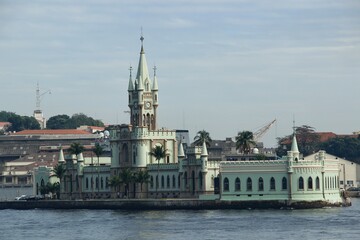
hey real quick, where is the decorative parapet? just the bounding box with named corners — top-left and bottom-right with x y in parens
top-left (186, 146), bottom-right (202, 155)
top-left (147, 163), bottom-right (179, 171)
top-left (83, 165), bottom-right (111, 173)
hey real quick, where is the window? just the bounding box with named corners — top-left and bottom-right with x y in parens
top-left (270, 177), bottom-right (276, 190)
top-left (161, 176), bottom-right (165, 188)
top-left (172, 175), bottom-right (176, 188)
top-left (86, 178), bottom-right (89, 189)
top-left (235, 178), bottom-right (241, 191)
top-left (167, 175), bottom-right (170, 188)
top-left (106, 177), bottom-right (109, 188)
top-left (156, 176), bottom-right (159, 189)
top-left (167, 156), bottom-right (170, 163)
top-left (199, 172), bottom-right (203, 189)
top-left (178, 174), bottom-right (181, 188)
top-left (316, 177), bottom-right (320, 190)
top-left (282, 177), bottom-right (287, 190)
top-left (96, 177), bottom-right (99, 189)
top-left (258, 177), bottom-right (264, 191)
top-left (184, 172), bottom-right (188, 187)
top-left (308, 177), bottom-right (313, 190)
top-left (223, 178), bottom-right (229, 192)
top-left (299, 177), bottom-right (304, 190)
top-left (101, 177), bottom-right (104, 189)
top-left (150, 176), bottom-right (154, 188)
top-left (247, 177), bottom-right (252, 191)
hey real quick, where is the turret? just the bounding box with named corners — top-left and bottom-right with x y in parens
top-left (152, 66), bottom-right (159, 105)
top-left (77, 152), bottom-right (84, 176)
top-left (290, 134), bottom-right (300, 161)
top-left (201, 141), bottom-right (208, 172)
top-left (58, 147), bottom-right (65, 164)
top-left (178, 143), bottom-right (185, 173)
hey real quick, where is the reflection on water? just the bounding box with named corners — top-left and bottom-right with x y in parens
top-left (1, 198), bottom-right (359, 240)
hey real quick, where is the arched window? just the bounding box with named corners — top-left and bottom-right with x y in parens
top-left (308, 177), bottom-right (313, 190)
top-left (270, 177), bottom-right (276, 190)
top-left (199, 172), bottom-right (203, 189)
top-left (282, 177), bottom-right (287, 190)
top-left (184, 171), bottom-right (188, 187)
top-left (172, 175), bottom-right (176, 188)
top-left (235, 177), bottom-right (241, 191)
top-left (299, 177), bottom-right (304, 190)
top-left (247, 177), bottom-right (252, 191)
top-left (150, 176), bottom-right (154, 188)
top-left (167, 175), bottom-right (170, 188)
top-left (161, 176), bottom-right (165, 188)
top-left (258, 177), bottom-right (264, 191)
top-left (316, 177), bottom-right (320, 190)
top-left (223, 177), bottom-right (229, 192)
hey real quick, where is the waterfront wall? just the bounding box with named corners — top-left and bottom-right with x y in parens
top-left (0, 198), bottom-right (347, 210)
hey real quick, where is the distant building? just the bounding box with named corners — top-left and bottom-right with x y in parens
top-left (0, 129), bottom-right (102, 200)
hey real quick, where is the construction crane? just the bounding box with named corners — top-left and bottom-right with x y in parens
top-left (253, 119), bottom-right (276, 142)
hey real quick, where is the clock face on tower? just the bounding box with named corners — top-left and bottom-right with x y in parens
top-left (145, 101), bottom-right (151, 109)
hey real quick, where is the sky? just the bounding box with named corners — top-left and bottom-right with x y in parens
top-left (0, 0), bottom-right (359, 147)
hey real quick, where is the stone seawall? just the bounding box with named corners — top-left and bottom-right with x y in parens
top-left (0, 199), bottom-right (347, 210)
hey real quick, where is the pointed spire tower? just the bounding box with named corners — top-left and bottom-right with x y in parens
top-left (128, 34), bottom-right (158, 130)
top-left (290, 122), bottom-right (300, 161)
top-left (58, 147), bottom-right (65, 164)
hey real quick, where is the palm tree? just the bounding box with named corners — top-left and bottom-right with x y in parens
top-left (68, 142), bottom-right (84, 157)
top-left (108, 175), bottom-right (122, 198)
top-left (235, 131), bottom-right (256, 154)
top-left (119, 168), bottom-right (134, 198)
top-left (92, 143), bottom-right (103, 195)
top-left (193, 130), bottom-right (212, 147)
top-left (149, 145), bottom-right (166, 198)
top-left (134, 170), bottom-right (150, 198)
top-left (50, 163), bottom-right (66, 199)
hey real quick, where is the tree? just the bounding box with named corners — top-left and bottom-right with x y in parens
top-left (108, 175), bottom-right (122, 197)
top-left (50, 163), bottom-right (67, 199)
top-left (92, 143), bottom-right (103, 195)
top-left (68, 113), bottom-right (104, 129)
top-left (46, 114), bottom-right (70, 129)
top-left (235, 131), bottom-right (256, 154)
top-left (46, 113), bottom-right (104, 129)
top-left (0, 111), bottom-right (41, 132)
top-left (68, 142), bottom-right (84, 156)
top-left (321, 137), bottom-right (360, 163)
top-left (276, 125), bottom-right (320, 157)
top-left (193, 130), bottom-right (212, 147)
top-left (119, 168), bottom-right (135, 198)
top-left (40, 182), bottom-right (60, 199)
top-left (134, 170), bottom-right (150, 198)
top-left (92, 143), bottom-right (103, 163)
top-left (149, 145), bottom-right (166, 197)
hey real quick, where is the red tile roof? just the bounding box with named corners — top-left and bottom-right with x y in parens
top-left (0, 122), bottom-right (11, 127)
top-left (12, 129), bottom-right (91, 135)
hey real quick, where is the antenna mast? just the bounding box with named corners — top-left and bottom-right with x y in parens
top-left (36, 82), bottom-right (51, 110)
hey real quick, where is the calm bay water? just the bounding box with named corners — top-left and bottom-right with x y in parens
top-left (1, 199), bottom-right (360, 240)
